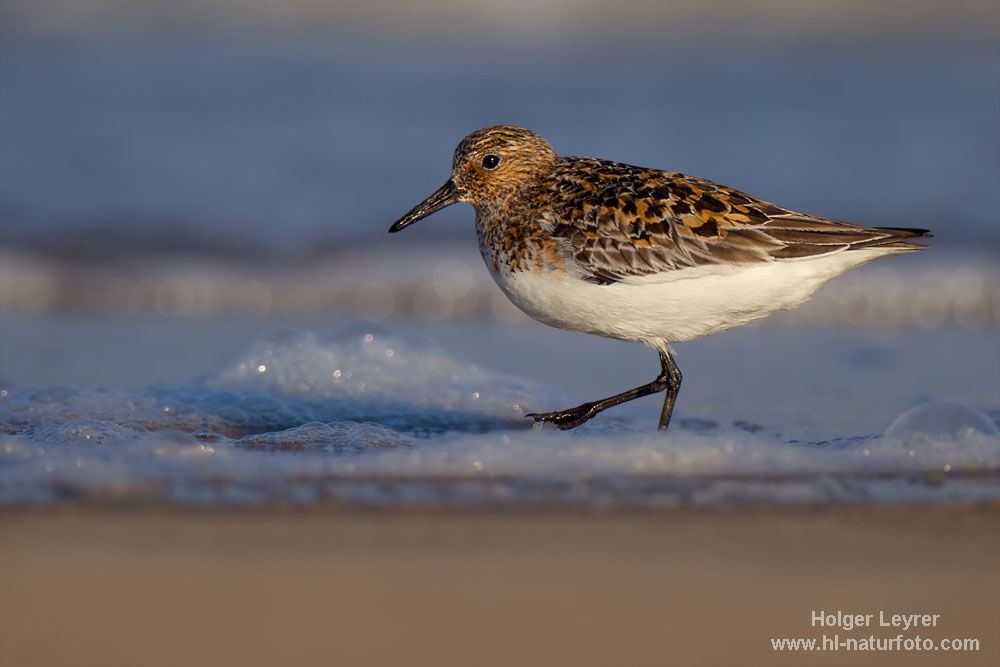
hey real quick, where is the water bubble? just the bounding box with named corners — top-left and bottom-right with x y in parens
top-left (884, 401), bottom-right (1000, 440)
top-left (31, 419), bottom-right (150, 445)
top-left (235, 421), bottom-right (411, 453)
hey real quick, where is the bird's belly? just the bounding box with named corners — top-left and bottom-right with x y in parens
top-left (491, 251), bottom-right (882, 345)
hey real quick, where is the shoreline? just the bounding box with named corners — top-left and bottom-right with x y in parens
top-left (3, 504), bottom-right (998, 666)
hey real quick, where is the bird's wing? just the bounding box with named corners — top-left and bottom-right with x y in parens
top-left (539, 157), bottom-right (929, 284)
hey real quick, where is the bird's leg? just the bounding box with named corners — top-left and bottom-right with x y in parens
top-left (527, 349), bottom-right (682, 430)
top-left (656, 348), bottom-right (682, 429)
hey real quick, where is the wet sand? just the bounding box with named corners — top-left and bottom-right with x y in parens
top-left (1, 505), bottom-right (998, 667)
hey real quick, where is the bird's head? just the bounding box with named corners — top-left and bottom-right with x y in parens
top-left (389, 125), bottom-right (558, 232)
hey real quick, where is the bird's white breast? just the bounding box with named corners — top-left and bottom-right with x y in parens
top-left (487, 249), bottom-right (892, 347)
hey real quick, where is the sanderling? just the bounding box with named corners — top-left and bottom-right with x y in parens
top-left (390, 125), bottom-right (929, 430)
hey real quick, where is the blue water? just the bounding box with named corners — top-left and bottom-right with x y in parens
top-left (1, 9), bottom-right (997, 257)
top-left (1, 7), bottom-right (998, 508)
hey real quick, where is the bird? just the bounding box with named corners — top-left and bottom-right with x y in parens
top-left (389, 125), bottom-right (929, 430)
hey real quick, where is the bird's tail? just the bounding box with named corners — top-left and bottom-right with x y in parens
top-left (862, 227), bottom-right (931, 252)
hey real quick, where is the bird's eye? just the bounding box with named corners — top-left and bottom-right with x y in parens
top-left (481, 154), bottom-right (501, 170)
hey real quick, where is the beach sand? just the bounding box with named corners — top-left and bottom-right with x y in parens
top-left (2, 505), bottom-right (997, 667)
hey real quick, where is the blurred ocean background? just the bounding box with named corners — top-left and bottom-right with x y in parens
top-left (0, 1), bottom-right (998, 507)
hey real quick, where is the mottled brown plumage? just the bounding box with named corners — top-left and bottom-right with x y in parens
top-left (434, 126), bottom-right (928, 284)
top-left (540, 157), bottom-right (927, 283)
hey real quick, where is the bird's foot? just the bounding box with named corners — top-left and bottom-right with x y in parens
top-left (525, 402), bottom-right (598, 430)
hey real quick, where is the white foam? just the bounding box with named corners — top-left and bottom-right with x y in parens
top-left (1, 324), bottom-right (997, 507)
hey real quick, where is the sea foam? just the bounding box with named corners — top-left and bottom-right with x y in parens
top-left (1, 324), bottom-right (997, 507)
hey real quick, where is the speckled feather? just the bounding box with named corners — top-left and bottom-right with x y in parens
top-left (452, 127), bottom-right (928, 284)
top-left (538, 158), bottom-right (927, 284)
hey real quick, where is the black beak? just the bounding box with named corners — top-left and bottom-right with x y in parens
top-left (388, 180), bottom-right (460, 233)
